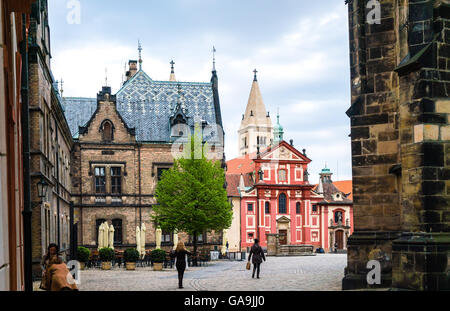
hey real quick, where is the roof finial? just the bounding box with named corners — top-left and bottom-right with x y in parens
top-left (138, 40), bottom-right (143, 70)
top-left (170, 60), bottom-right (175, 73)
top-left (105, 68), bottom-right (108, 86)
top-left (253, 69), bottom-right (258, 82)
top-left (60, 78), bottom-right (64, 98)
top-left (169, 60), bottom-right (177, 81)
top-left (212, 46), bottom-right (216, 71)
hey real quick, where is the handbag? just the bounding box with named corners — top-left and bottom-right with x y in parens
top-left (246, 261), bottom-right (251, 270)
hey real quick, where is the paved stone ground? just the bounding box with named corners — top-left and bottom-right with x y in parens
top-left (68, 254), bottom-right (346, 291)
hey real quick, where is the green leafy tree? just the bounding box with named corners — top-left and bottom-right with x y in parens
top-left (152, 125), bottom-right (232, 265)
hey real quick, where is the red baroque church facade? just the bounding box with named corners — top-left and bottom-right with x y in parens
top-left (226, 71), bottom-right (353, 253)
top-left (228, 141), bottom-right (354, 252)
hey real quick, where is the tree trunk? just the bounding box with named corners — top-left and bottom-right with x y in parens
top-left (193, 231), bottom-right (198, 267)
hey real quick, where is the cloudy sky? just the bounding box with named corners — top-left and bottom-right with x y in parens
top-left (48, 0), bottom-right (351, 184)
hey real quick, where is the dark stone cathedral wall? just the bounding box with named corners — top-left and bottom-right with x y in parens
top-left (343, 0), bottom-right (450, 290)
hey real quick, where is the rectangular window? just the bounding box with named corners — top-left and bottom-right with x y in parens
top-left (94, 167), bottom-right (106, 194)
top-left (162, 230), bottom-right (172, 243)
top-left (279, 169), bottom-right (287, 182)
top-left (111, 167), bottom-right (122, 194)
top-left (247, 203), bottom-right (253, 212)
top-left (112, 219), bottom-right (122, 245)
top-left (157, 168), bottom-right (169, 182)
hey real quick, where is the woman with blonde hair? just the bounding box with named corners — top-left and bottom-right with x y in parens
top-left (170, 241), bottom-right (192, 289)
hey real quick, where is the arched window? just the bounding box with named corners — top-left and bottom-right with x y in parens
top-left (334, 211), bottom-right (343, 224)
top-left (279, 194), bottom-right (287, 214)
top-left (101, 120), bottom-right (113, 142)
top-left (265, 202), bottom-right (270, 214)
top-left (112, 219), bottom-right (122, 245)
top-left (296, 202), bottom-right (301, 214)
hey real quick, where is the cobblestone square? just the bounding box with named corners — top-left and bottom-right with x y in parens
top-left (74, 254), bottom-right (346, 291)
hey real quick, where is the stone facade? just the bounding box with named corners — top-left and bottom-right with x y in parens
top-left (27, 0), bottom-right (73, 278)
top-left (71, 86), bottom-right (223, 252)
top-left (343, 0), bottom-right (450, 290)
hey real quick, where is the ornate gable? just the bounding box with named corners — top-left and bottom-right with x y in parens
top-left (260, 141), bottom-right (311, 163)
top-left (78, 87), bottom-right (136, 144)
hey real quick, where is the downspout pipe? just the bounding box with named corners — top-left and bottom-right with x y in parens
top-left (20, 13), bottom-right (32, 292)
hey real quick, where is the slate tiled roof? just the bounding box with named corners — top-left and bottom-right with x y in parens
top-left (63, 70), bottom-right (217, 142)
top-left (62, 97), bottom-right (97, 139)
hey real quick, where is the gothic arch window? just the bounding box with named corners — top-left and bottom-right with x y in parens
top-left (279, 193), bottom-right (287, 214)
top-left (101, 120), bottom-right (114, 142)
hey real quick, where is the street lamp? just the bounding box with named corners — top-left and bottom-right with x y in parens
top-left (37, 177), bottom-right (49, 204)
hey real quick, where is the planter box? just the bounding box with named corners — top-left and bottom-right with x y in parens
top-left (153, 262), bottom-right (163, 271)
top-left (102, 261), bottom-right (112, 270)
top-left (126, 262), bottom-right (136, 270)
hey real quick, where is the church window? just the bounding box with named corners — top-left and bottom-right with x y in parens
top-left (296, 202), bottom-right (301, 214)
top-left (247, 203), bottom-right (253, 212)
top-left (279, 194), bottom-right (287, 214)
top-left (312, 204), bottom-right (318, 213)
top-left (111, 167), bottom-right (122, 194)
top-left (265, 202), bottom-right (270, 214)
top-left (278, 169), bottom-right (287, 182)
top-left (102, 120), bottom-right (113, 142)
top-left (112, 219), bottom-right (123, 245)
top-left (94, 167), bottom-right (106, 194)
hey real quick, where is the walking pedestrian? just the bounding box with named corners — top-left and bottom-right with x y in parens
top-left (170, 241), bottom-right (192, 289)
top-left (248, 239), bottom-right (265, 279)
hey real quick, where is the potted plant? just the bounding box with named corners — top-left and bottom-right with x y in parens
top-left (77, 246), bottom-right (91, 270)
top-left (124, 248), bottom-right (140, 270)
top-left (99, 247), bottom-right (115, 270)
top-left (151, 249), bottom-right (166, 271)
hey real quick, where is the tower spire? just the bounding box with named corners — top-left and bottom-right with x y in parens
top-left (138, 40), bottom-right (143, 70)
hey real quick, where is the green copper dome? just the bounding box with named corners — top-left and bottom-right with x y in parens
top-left (273, 113), bottom-right (284, 144)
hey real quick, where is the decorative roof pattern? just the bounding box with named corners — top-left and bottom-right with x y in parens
top-left (62, 97), bottom-right (97, 138)
top-left (117, 71), bottom-right (217, 142)
top-left (63, 70), bottom-right (218, 142)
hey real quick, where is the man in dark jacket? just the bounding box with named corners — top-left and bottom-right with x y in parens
top-left (248, 239), bottom-right (266, 279)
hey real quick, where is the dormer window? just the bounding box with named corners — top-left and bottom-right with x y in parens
top-left (101, 120), bottom-right (114, 142)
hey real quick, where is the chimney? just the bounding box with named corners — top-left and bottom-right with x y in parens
top-left (290, 139), bottom-right (294, 146)
top-left (126, 60), bottom-right (138, 81)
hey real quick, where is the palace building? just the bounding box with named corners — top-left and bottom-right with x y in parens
top-left (64, 50), bottom-right (226, 252)
top-left (226, 71), bottom-right (353, 253)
